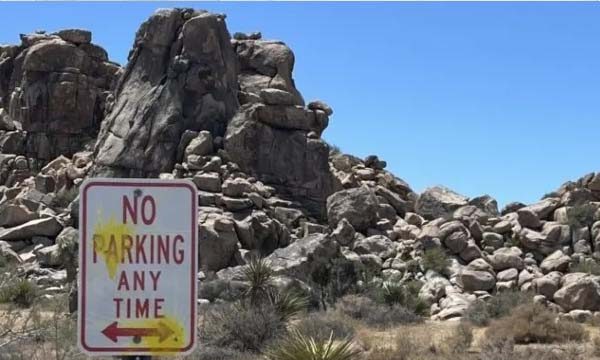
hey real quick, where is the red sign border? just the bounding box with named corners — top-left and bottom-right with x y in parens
top-left (78, 179), bottom-right (197, 355)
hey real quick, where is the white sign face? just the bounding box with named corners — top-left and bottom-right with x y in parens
top-left (78, 179), bottom-right (197, 356)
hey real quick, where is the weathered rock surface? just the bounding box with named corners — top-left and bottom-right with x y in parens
top-left (326, 186), bottom-right (378, 231)
top-left (225, 104), bottom-right (334, 217)
top-left (0, 29), bottom-right (120, 163)
top-left (196, 212), bottom-right (237, 272)
top-left (94, 9), bottom-right (238, 177)
top-left (554, 275), bottom-right (600, 311)
top-left (0, 217), bottom-right (62, 241)
top-left (416, 186), bottom-right (468, 220)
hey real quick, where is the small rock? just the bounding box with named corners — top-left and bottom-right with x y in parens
top-left (307, 100), bottom-right (333, 116)
top-left (192, 173), bottom-right (222, 193)
top-left (55, 29), bottom-right (92, 44)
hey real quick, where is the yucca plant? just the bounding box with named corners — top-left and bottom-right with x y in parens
top-left (379, 281), bottom-right (405, 305)
top-left (265, 329), bottom-right (360, 360)
top-left (242, 256), bottom-right (275, 304)
top-left (269, 289), bottom-right (309, 321)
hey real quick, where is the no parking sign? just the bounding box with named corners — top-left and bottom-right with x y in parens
top-left (78, 179), bottom-right (197, 356)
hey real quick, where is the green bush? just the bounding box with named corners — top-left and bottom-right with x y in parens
top-left (567, 204), bottom-right (597, 228)
top-left (368, 281), bottom-right (428, 316)
top-left (198, 279), bottom-right (246, 302)
top-left (201, 302), bottom-right (285, 352)
top-left (294, 311), bottom-right (356, 343)
top-left (0, 278), bottom-right (39, 308)
top-left (421, 247), bottom-right (451, 274)
top-left (446, 322), bottom-right (473, 354)
top-left (336, 295), bottom-right (421, 328)
top-left (486, 303), bottom-right (588, 344)
top-left (464, 290), bottom-right (532, 326)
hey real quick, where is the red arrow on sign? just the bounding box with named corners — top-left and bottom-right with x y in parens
top-left (101, 321), bottom-right (174, 343)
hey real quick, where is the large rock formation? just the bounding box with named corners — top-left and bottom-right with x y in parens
top-left (93, 9), bottom-right (239, 177)
top-left (0, 29), bottom-right (120, 164)
top-left (91, 8), bottom-right (334, 218)
top-left (224, 32), bottom-right (335, 218)
top-left (1, 8), bottom-right (600, 324)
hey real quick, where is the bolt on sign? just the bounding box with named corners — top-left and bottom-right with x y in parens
top-left (78, 179), bottom-right (198, 356)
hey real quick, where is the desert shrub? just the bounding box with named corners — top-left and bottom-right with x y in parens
top-left (188, 346), bottom-right (258, 360)
top-left (421, 247), bottom-right (450, 274)
top-left (0, 278), bottom-right (39, 308)
top-left (326, 258), bottom-right (360, 303)
top-left (519, 346), bottom-right (585, 360)
top-left (445, 322), bottom-right (473, 354)
top-left (56, 230), bottom-right (78, 283)
top-left (1, 295), bottom-right (83, 360)
top-left (593, 336), bottom-right (600, 357)
top-left (464, 290), bottom-right (532, 326)
top-left (329, 144), bottom-right (342, 156)
top-left (309, 259), bottom-right (360, 310)
top-left (201, 302), bottom-right (286, 352)
top-left (336, 295), bottom-right (421, 328)
top-left (485, 303), bottom-right (588, 344)
top-left (366, 303), bottom-right (422, 328)
top-left (570, 260), bottom-right (600, 275)
top-left (567, 203), bottom-right (597, 228)
top-left (391, 281), bottom-right (428, 315)
top-left (479, 336), bottom-right (586, 360)
top-left (478, 338), bottom-right (515, 360)
top-left (361, 280), bottom-right (428, 316)
top-left (265, 329), bottom-right (359, 360)
top-left (336, 295), bottom-right (372, 319)
top-left (37, 299), bottom-right (81, 360)
top-left (364, 324), bottom-right (473, 360)
top-left (51, 186), bottom-right (79, 209)
top-left (294, 311), bottom-right (356, 342)
top-left (463, 300), bottom-right (490, 326)
top-left (198, 279), bottom-right (246, 302)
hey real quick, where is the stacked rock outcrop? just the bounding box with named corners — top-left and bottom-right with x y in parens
top-left (0, 9), bottom-right (599, 322)
top-left (0, 29), bottom-right (120, 164)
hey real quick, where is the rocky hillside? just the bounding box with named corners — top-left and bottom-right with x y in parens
top-left (1, 8), bottom-right (600, 322)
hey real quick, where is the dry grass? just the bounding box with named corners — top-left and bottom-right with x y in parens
top-left (1, 292), bottom-right (599, 360)
top-left (485, 303), bottom-right (588, 344)
top-left (361, 321), bottom-right (474, 360)
top-left (0, 296), bottom-right (84, 360)
top-left (359, 319), bottom-right (598, 360)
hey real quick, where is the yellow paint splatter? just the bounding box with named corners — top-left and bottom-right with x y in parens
top-left (125, 315), bottom-right (186, 354)
top-left (93, 215), bottom-right (135, 279)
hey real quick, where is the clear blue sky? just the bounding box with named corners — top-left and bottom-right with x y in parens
top-left (1, 2), bottom-right (598, 206)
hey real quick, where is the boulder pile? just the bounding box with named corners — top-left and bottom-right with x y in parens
top-left (0, 8), bottom-right (599, 322)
